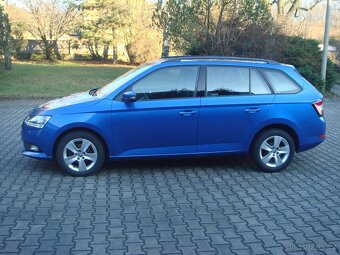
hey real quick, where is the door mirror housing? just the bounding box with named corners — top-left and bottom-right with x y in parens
top-left (122, 91), bottom-right (137, 103)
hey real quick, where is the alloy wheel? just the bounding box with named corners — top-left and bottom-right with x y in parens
top-left (62, 138), bottom-right (98, 172)
top-left (259, 135), bottom-right (290, 168)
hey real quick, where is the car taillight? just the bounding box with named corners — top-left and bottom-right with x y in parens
top-left (313, 99), bottom-right (324, 116)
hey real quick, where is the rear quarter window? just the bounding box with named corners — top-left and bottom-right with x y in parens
top-left (262, 69), bottom-right (301, 94)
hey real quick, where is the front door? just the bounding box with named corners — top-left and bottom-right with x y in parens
top-left (111, 66), bottom-right (200, 157)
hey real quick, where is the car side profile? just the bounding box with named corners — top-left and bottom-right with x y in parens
top-left (22, 56), bottom-right (326, 176)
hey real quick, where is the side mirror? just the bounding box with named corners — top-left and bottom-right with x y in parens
top-left (122, 91), bottom-right (136, 103)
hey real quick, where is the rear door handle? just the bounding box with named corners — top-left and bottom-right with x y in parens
top-left (244, 108), bottom-right (261, 113)
top-left (179, 110), bottom-right (197, 116)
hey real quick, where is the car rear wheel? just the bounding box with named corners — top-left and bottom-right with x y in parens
top-left (56, 131), bottom-right (105, 176)
top-left (251, 129), bottom-right (295, 172)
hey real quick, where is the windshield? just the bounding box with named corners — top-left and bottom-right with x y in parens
top-left (96, 63), bottom-right (154, 97)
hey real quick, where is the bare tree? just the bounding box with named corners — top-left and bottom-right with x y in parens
top-left (271, 0), bottom-right (322, 20)
top-left (22, 0), bottom-right (78, 60)
top-left (153, 0), bottom-right (277, 58)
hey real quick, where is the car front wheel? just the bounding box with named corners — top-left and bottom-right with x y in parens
top-left (56, 131), bottom-right (105, 176)
top-left (251, 129), bottom-right (295, 172)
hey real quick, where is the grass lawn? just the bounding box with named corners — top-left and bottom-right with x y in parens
top-left (0, 62), bottom-right (132, 98)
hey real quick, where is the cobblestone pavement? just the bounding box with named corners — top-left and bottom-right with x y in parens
top-left (331, 84), bottom-right (340, 97)
top-left (0, 99), bottom-right (339, 255)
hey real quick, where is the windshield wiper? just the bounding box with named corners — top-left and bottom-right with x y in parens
top-left (89, 88), bottom-right (98, 96)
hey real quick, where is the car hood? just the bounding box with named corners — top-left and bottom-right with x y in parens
top-left (30, 91), bottom-right (101, 115)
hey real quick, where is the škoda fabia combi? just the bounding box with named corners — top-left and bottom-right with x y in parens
top-left (22, 56), bottom-right (326, 176)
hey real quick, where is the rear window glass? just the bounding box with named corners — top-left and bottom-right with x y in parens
top-left (262, 69), bottom-right (300, 93)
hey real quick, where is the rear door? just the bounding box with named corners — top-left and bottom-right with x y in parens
top-left (198, 66), bottom-right (275, 153)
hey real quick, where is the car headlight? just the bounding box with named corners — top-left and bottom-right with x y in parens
top-left (24, 115), bottom-right (51, 128)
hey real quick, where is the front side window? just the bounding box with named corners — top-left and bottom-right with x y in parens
top-left (206, 66), bottom-right (249, 96)
top-left (129, 66), bottom-right (198, 101)
top-left (97, 63), bottom-right (154, 97)
top-left (262, 69), bottom-right (300, 93)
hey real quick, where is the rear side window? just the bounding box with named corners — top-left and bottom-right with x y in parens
top-left (251, 69), bottom-right (271, 94)
top-left (262, 69), bottom-right (300, 93)
top-left (129, 66), bottom-right (198, 101)
top-left (206, 66), bottom-right (249, 96)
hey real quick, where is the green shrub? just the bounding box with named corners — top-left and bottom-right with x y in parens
top-left (30, 53), bottom-right (47, 61)
top-left (283, 36), bottom-right (336, 92)
top-left (60, 54), bottom-right (73, 61)
top-left (72, 54), bottom-right (92, 61)
top-left (325, 59), bottom-right (336, 91)
top-left (14, 52), bottom-right (32, 60)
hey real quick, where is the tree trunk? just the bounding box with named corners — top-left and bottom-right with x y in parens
top-left (4, 49), bottom-right (12, 70)
top-left (123, 44), bottom-right (131, 63)
top-left (42, 39), bottom-right (53, 61)
top-left (112, 46), bottom-right (118, 64)
top-left (110, 26), bottom-right (119, 64)
top-left (53, 40), bottom-right (61, 60)
top-left (103, 46), bottom-right (109, 60)
top-left (94, 42), bottom-right (101, 59)
top-left (161, 28), bottom-right (170, 58)
top-left (68, 40), bottom-right (71, 55)
top-left (45, 47), bottom-right (52, 61)
top-left (87, 43), bottom-right (96, 59)
top-left (205, 1), bottom-right (211, 48)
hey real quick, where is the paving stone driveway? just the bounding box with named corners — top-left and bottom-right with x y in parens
top-left (0, 99), bottom-right (339, 255)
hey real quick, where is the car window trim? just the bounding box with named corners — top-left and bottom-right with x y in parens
top-left (197, 66), bottom-right (206, 97)
top-left (114, 65), bottom-right (201, 102)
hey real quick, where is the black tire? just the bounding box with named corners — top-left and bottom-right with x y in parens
top-left (251, 128), bottom-right (295, 172)
top-left (56, 131), bottom-right (105, 177)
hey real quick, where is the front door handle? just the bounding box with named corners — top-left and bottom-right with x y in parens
top-left (179, 110), bottom-right (197, 116)
top-left (244, 108), bottom-right (261, 113)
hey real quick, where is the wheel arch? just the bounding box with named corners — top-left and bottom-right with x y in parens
top-left (52, 127), bottom-right (109, 160)
top-left (249, 124), bottom-right (300, 152)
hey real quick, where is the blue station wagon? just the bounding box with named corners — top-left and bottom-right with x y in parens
top-left (22, 56), bottom-right (326, 176)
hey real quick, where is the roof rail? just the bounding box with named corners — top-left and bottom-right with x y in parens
top-left (163, 55), bottom-right (279, 64)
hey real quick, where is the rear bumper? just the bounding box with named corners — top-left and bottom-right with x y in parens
top-left (297, 138), bottom-right (325, 152)
top-left (298, 117), bottom-right (326, 152)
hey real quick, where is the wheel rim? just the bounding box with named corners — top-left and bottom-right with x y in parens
top-left (259, 135), bottom-right (290, 168)
top-left (63, 138), bottom-right (98, 172)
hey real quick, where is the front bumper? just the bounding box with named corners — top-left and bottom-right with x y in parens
top-left (22, 150), bottom-right (52, 160)
top-left (21, 122), bottom-right (55, 160)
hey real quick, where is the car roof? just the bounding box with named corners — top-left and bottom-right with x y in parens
top-left (161, 55), bottom-right (279, 65)
top-left (150, 56), bottom-right (295, 71)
